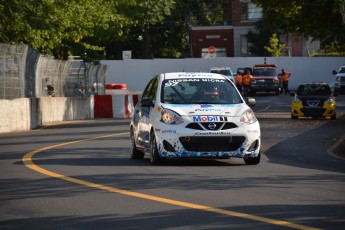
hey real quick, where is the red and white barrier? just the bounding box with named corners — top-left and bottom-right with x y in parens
top-left (92, 92), bottom-right (141, 119)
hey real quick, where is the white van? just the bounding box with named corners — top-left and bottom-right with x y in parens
top-left (209, 66), bottom-right (236, 82)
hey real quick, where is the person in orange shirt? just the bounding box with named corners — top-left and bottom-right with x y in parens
top-left (242, 71), bottom-right (252, 96)
top-left (280, 69), bottom-right (291, 95)
top-left (235, 70), bottom-right (243, 94)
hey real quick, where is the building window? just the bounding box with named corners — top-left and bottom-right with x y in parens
top-left (241, 2), bottom-right (262, 21)
top-left (241, 35), bottom-right (251, 55)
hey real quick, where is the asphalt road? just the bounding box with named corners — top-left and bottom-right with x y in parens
top-left (0, 95), bottom-right (344, 230)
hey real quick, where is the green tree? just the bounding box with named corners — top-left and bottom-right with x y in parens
top-left (264, 33), bottom-right (285, 57)
top-left (113, 0), bottom-right (175, 59)
top-left (252, 0), bottom-right (345, 53)
top-left (0, 0), bottom-right (127, 61)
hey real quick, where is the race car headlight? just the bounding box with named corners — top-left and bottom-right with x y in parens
top-left (240, 109), bottom-right (257, 124)
top-left (325, 97), bottom-right (335, 104)
top-left (161, 109), bottom-right (183, 125)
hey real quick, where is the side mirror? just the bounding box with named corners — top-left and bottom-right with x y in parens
top-left (332, 70), bottom-right (338, 75)
top-left (244, 97), bottom-right (256, 106)
top-left (141, 97), bottom-right (154, 107)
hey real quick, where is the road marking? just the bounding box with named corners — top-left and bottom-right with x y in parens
top-left (22, 132), bottom-right (320, 230)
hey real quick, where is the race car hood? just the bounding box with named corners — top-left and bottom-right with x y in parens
top-left (162, 103), bottom-right (246, 117)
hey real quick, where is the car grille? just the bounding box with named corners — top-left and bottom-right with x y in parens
top-left (179, 136), bottom-right (245, 151)
top-left (301, 108), bottom-right (326, 117)
top-left (254, 79), bottom-right (275, 85)
top-left (185, 122), bottom-right (237, 131)
top-left (302, 99), bottom-right (324, 108)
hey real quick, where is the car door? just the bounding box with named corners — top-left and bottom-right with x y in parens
top-left (135, 76), bottom-right (158, 150)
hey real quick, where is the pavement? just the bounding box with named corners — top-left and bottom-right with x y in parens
top-left (332, 134), bottom-right (345, 159)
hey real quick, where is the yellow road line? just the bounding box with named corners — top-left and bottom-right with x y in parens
top-left (22, 132), bottom-right (321, 230)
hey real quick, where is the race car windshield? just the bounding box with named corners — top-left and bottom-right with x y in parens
top-left (297, 85), bottom-right (331, 96)
top-left (161, 78), bottom-right (243, 104)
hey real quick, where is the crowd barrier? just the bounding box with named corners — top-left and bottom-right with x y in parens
top-left (93, 91), bottom-right (142, 118)
top-left (0, 91), bottom-right (142, 133)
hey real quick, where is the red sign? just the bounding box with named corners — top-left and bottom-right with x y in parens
top-left (208, 46), bottom-right (216, 54)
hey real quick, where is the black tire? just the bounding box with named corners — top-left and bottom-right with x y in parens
top-left (150, 132), bottom-right (162, 164)
top-left (331, 112), bottom-right (336, 120)
top-left (244, 152), bottom-right (260, 165)
top-left (130, 129), bottom-right (144, 159)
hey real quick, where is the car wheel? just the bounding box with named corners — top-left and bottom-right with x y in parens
top-left (331, 112), bottom-right (336, 120)
top-left (244, 152), bottom-right (260, 165)
top-left (150, 132), bottom-right (162, 165)
top-left (130, 128), bottom-right (144, 159)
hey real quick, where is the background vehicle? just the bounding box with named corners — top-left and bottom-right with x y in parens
top-left (290, 82), bottom-right (336, 119)
top-left (209, 66), bottom-right (236, 82)
top-left (333, 65), bottom-right (345, 94)
top-left (130, 72), bottom-right (261, 165)
top-left (250, 64), bottom-right (280, 95)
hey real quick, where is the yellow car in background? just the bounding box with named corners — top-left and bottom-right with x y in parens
top-left (291, 82), bottom-right (336, 119)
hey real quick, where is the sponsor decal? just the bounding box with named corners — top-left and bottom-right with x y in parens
top-left (195, 108), bottom-right (222, 112)
top-left (164, 78), bottom-right (225, 87)
top-left (201, 79), bottom-right (225, 82)
top-left (194, 131), bottom-right (232, 136)
top-left (164, 79), bottom-right (200, 87)
top-left (162, 130), bottom-right (177, 134)
top-left (200, 104), bottom-right (213, 108)
top-left (193, 116), bottom-right (228, 122)
top-left (247, 129), bottom-right (259, 134)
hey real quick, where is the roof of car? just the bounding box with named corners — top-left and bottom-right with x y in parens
top-left (298, 82), bottom-right (330, 86)
top-left (163, 72), bottom-right (226, 80)
top-left (209, 66), bottom-right (232, 70)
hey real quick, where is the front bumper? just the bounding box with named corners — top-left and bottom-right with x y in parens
top-left (153, 117), bottom-right (261, 159)
top-left (250, 84), bottom-right (279, 91)
top-left (291, 102), bottom-right (336, 118)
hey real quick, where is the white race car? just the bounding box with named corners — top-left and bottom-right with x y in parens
top-left (130, 72), bottom-right (261, 165)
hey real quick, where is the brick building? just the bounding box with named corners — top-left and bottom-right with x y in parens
top-left (190, 0), bottom-right (319, 58)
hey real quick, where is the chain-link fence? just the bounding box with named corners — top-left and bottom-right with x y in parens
top-left (0, 43), bottom-right (27, 99)
top-left (0, 43), bottom-right (108, 99)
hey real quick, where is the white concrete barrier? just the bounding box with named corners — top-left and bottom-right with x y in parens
top-left (0, 91), bottom-right (141, 133)
top-left (0, 98), bottom-right (31, 133)
top-left (0, 97), bottom-right (92, 133)
top-left (38, 97), bottom-right (92, 124)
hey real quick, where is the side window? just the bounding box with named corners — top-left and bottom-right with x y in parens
top-left (148, 78), bottom-right (158, 103)
top-left (141, 77), bottom-right (158, 104)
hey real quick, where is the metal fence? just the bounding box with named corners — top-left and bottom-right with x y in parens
top-left (0, 43), bottom-right (27, 99)
top-left (0, 43), bottom-right (108, 99)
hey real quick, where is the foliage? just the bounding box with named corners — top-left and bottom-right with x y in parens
top-left (0, 0), bottom-right (127, 61)
top-left (264, 33), bottom-right (285, 57)
top-left (0, 0), bottom-right (227, 60)
top-left (252, 0), bottom-right (345, 53)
